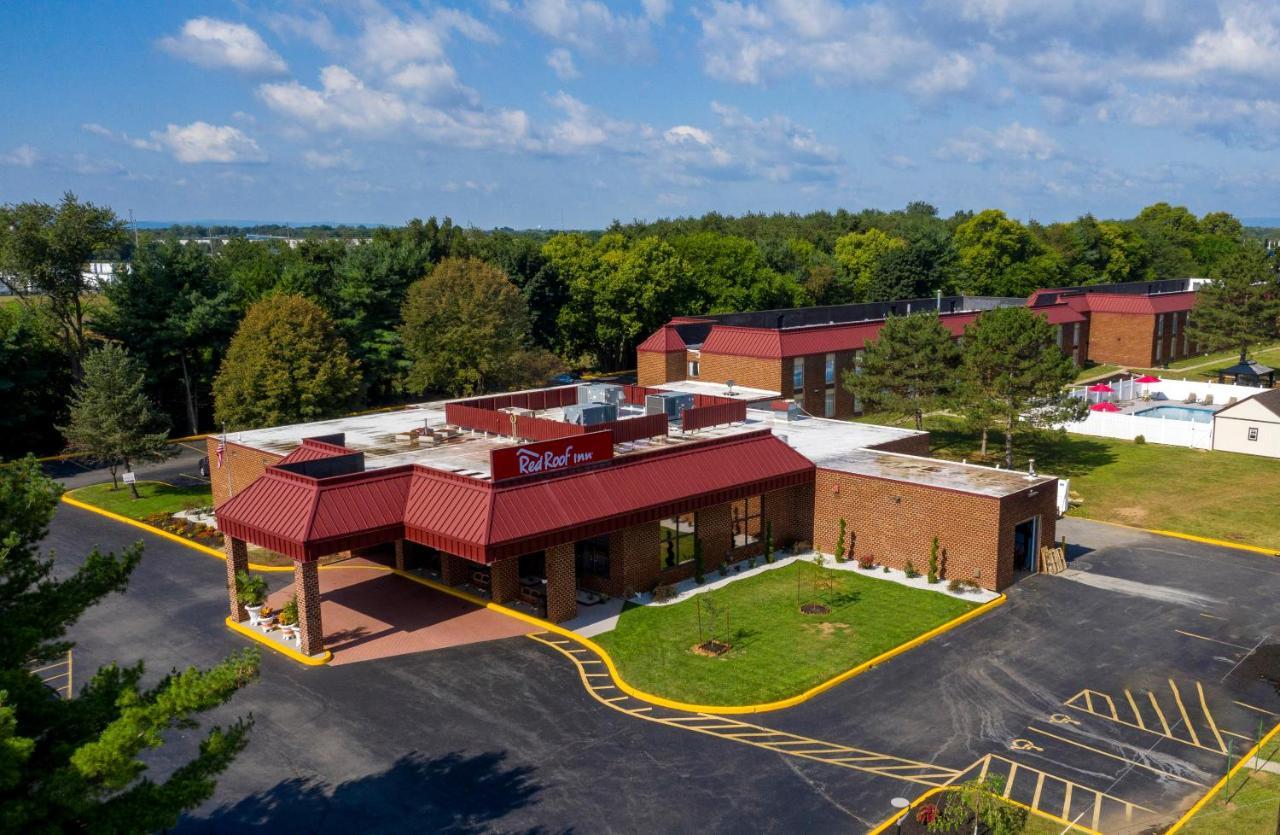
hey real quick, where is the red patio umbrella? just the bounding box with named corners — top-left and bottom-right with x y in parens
top-left (1134, 375), bottom-right (1161, 383)
top-left (1087, 383), bottom-right (1115, 392)
top-left (1090, 401), bottom-right (1121, 412)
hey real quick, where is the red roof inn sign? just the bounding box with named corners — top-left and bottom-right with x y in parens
top-left (490, 431), bottom-right (614, 481)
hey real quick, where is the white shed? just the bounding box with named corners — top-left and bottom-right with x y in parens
top-left (1212, 388), bottom-right (1280, 458)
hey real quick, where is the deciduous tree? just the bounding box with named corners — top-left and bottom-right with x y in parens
top-left (0, 304), bottom-right (71, 458)
top-left (60, 344), bottom-right (171, 497)
top-left (842, 311), bottom-right (961, 430)
top-left (213, 294), bottom-right (359, 429)
top-left (400, 257), bottom-right (558, 396)
top-left (0, 193), bottom-right (124, 380)
top-left (959, 307), bottom-right (1085, 468)
top-left (0, 457), bottom-right (260, 832)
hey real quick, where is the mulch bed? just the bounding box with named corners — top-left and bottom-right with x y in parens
top-left (691, 640), bottom-right (732, 657)
top-left (799, 602), bottom-right (831, 615)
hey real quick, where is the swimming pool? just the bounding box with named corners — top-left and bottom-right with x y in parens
top-left (1134, 405), bottom-right (1216, 423)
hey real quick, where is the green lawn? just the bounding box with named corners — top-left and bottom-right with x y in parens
top-left (68, 480), bottom-right (212, 520)
top-left (917, 414), bottom-right (1280, 550)
top-left (1074, 362), bottom-right (1123, 383)
top-left (594, 561), bottom-right (980, 705)
top-left (1179, 744), bottom-right (1280, 834)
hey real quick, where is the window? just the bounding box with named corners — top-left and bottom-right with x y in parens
top-left (1249, 427), bottom-right (1260, 442)
top-left (793, 357), bottom-right (803, 392)
top-left (659, 512), bottom-right (696, 569)
top-left (1154, 330), bottom-right (1162, 363)
top-left (824, 353), bottom-right (835, 385)
top-left (688, 360), bottom-right (700, 377)
top-left (731, 495), bottom-right (763, 547)
top-left (575, 535), bottom-right (611, 578)
top-left (824, 389), bottom-right (835, 417)
top-left (853, 350), bottom-right (865, 414)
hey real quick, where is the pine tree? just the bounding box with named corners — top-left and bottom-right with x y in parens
top-left (60, 344), bottom-right (171, 498)
top-left (842, 311), bottom-right (961, 430)
top-left (1187, 246), bottom-right (1280, 364)
top-left (834, 518), bottom-right (847, 563)
top-left (0, 457), bottom-right (260, 831)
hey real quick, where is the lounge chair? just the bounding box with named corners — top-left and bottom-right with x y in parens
top-left (1184, 393), bottom-right (1196, 404)
top-left (1202, 394), bottom-right (1214, 406)
top-left (1228, 396), bottom-right (1238, 405)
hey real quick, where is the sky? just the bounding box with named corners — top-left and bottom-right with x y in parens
top-left (2, 0), bottom-right (1279, 228)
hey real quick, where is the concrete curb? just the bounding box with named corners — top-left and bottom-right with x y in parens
top-left (225, 617), bottom-right (332, 666)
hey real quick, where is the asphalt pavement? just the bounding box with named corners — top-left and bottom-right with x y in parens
top-left (41, 490), bottom-right (1280, 833)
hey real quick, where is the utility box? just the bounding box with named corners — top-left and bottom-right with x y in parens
top-left (563, 403), bottom-right (618, 426)
top-left (645, 392), bottom-right (694, 420)
top-left (577, 383), bottom-right (624, 407)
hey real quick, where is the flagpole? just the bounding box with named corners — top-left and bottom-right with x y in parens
top-left (222, 424), bottom-right (231, 502)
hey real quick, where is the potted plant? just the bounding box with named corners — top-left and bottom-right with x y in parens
top-left (278, 595), bottom-right (300, 643)
top-left (235, 570), bottom-right (269, 626)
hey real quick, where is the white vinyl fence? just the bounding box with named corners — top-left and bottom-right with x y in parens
top-left (1058, 411), bottom-right (1215, 449)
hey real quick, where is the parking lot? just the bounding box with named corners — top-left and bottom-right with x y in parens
top-left (46, 473), bottom-right (1280, 832)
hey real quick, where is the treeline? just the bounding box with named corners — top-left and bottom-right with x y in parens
top-left (0, 194), bottom-right (1269, 458)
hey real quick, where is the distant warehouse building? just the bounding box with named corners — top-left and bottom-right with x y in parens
top-left (210, 383), bottom-right (1057, 658)
top-left (639, 279), bottom-right (1204, 419)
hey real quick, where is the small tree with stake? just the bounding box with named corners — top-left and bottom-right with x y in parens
top-left (61, 343), bottom-right (172, 498)
top-left (927, 536), bottom-right (941, 584)
top-left (927, 776), bottom-right (1025, 835)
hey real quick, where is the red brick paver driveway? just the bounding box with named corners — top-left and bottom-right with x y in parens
top-left (266, 561), bottom-right (532, 665)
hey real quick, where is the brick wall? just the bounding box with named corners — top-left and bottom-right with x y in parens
top-left (867, 433), bottom-right (932, 456)
top-left (764, 482), bottom-right (814, 549)
top-left (638, 350), bottom-right (687, 386)
top-left (699, 352), bottom-right (786, 395)
top-left (995, 483), bottom-right (1059, 590)
top-left (295, 560), bottom-right (323, 656)
top-left (490, 557), bottom-right (519, 604)
top-left (225, 537), bottom-right (249, 621)
top-left (208, 438), bottom-right (284, 507)
top-left (1087, 312), bottom-right (1156, 367)
top-left (812, 469), bottom-right (1004, 589)
top-left (545, 543), bottom-right (577, 622)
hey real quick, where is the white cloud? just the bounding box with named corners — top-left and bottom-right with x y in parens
top-left (81, 122), bottom-right (160, 150)
top-left (263, 11), bottom-right (342, 52)
top-left (150, 122), bottom-right (267, 163)
top-left (882, 153), bottom-right (918, 170)
top-left (1142, 7), bottom-right (1280, 82)
top-left (937, 122), bottom-right (1058, 163)
top-left (0, 145), bottom-right (40, 167)
top-left (159, 17), bottom-right (287, 75)
top-left (547, 47), bottom-right (581, 79)
top-left (542, 91), bottom-right (635, 150)
top-left (512, 0), bottom-right (660, 58)
top-left (302, 148), bottom-right (357, 170)
top-left (908, 53), bottom-right (978, 96)
top-left (442, 179), bottom-right (498, 193)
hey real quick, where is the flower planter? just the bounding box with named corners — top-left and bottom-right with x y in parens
top-left (245, 604), bottom-right (264, 626)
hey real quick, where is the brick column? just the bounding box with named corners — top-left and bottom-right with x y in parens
top-left (491, 558), bottom-right (520, 604)
top-left (441, 553), bottom-right (470, 586)
top-left (545, 543), bottom-right (578, 623)
top-left (295, 560), bottom-right (324, 657)
top-left (610, 521), bottom-right (660, 597)
top-left (698, 502), bottom-right (734, 570)
top-left (394, 539), bottom-right (406, 571)
top-left (224, 537), bottom-right (249, 622)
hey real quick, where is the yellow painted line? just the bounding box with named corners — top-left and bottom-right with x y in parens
top-left (224, 617), bottom-right (332, 666)
top-left (1096, 691), bottom-right (1119, 721)
top-left (1175, 629), bottom-right (1250, 650)
top-left (1166, 721), bottom-right (1280, 833)
top-left (1003, 763), bottom-right (1017, 797)
top-left (602, 696), bottom-right (628, 703)
top-left (1091, 795), bottom-right (1101, 832)
top-left (1235, 700), bottom-right (1278, 717)
top-left (1199, 612), bottom-right (1226, 620)
top-left (1149, 691), bottom-right (1173, 737)
top-left (977, 755), bottom-right (991, 782)
top-left (1125, 689), bottom-right (1147, 730)
top-left (1027, 726), bottom-right (1206, 787)
top-left (1222, 729), bottom-right (1250, 741)
top-left (631, 707), bottom-right (652, 713)
top-left (1168, 679), bottom-right (1202, 748)
top-left (1066, 688), bottom-right (1226, 755)
top-left (1197, 682), bottom-right (1228, 753)
top-left (1062, 782), bottom-right (1073, 821)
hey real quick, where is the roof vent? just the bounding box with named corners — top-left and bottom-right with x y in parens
top-left (1026, 458), bottom-right (1037, 480)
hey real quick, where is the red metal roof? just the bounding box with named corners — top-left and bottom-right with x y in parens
top-left (636, 325), bottom-right (688, 353)
top-left (1084, 291), bottom-right (1196, 314)
top-left (219, 429), bottom-right (814, 564)
top-left (699, 312), bottom-right (985, 359)
top-left (276, 438), bottom-right (357, 464)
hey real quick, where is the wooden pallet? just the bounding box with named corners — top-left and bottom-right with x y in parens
top-left (1039, 546), bottom-right (1067, 575)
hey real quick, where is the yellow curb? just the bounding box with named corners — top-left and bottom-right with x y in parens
top-left (1164, 721), bottom-right (1280, 833)
top-left (866, 781), bottom-right (1101, 835)
top-left (1072, 515), bottom-right (1280, 557)
top-left (224, 617), bottom-right (331, 666)
top-left (394, 568), bottom-right (1006, 715)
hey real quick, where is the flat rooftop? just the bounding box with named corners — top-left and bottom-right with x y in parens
top-left (225, 399), bottom-right (927, 481)
top-left (814, 447), bottom-right (1055, 498)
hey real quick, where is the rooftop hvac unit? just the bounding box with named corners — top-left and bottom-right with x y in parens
top-left (563, 403), bottom-right (618, 426)
top-left (498, 407), bottom-right (536, 417)
top-left (577, 383), bottom-right (624, 406)
top-left (644, 392), bottom-right (694, 420)
top-left (770, 401), bottom-right (800, 422)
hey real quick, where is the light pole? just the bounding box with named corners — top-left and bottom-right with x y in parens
top-left (891, 796), bottom-right (910, 834)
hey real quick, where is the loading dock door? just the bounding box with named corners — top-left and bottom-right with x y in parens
top-left (1013, 516), bottom-right (1039, 572)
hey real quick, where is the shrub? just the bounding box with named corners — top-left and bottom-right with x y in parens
top-left (234, 570), bottom-right (268, 607)
top-left (857, 553), bottom-right (875, 570)
top-left (693, 539), bottom-right (705, 584)
top-left (1134, 434), bottom-right (1146, 444)
top-left (653, 583), bottom-right (678, 602)
top-left (763, 521), bottom-right (774, 564)
top-left (717, 560), bottom-right (729, 578)
top-left (881, 565), bottom-right (889, 573)
top-left (927, 536), bottom-right (940, 584)
top-left (833, 518), bottom-right (847, 563)
top-left (278, 594), bottom-right (299, 626)
top-left (948, 578), bottom-right (964, 593)
top-left (904, 560), bottom-right (920, 579)
top-left (915, 803), bottom-right (938, 825)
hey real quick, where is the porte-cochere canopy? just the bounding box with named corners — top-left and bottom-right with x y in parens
top-left (217, 429), bottom-right (815, 563)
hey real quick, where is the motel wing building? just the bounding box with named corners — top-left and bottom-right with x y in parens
top-left (638, 279), bottom-right (1203, 420)
top-left (212, 384), bottom-right (1058, 658)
